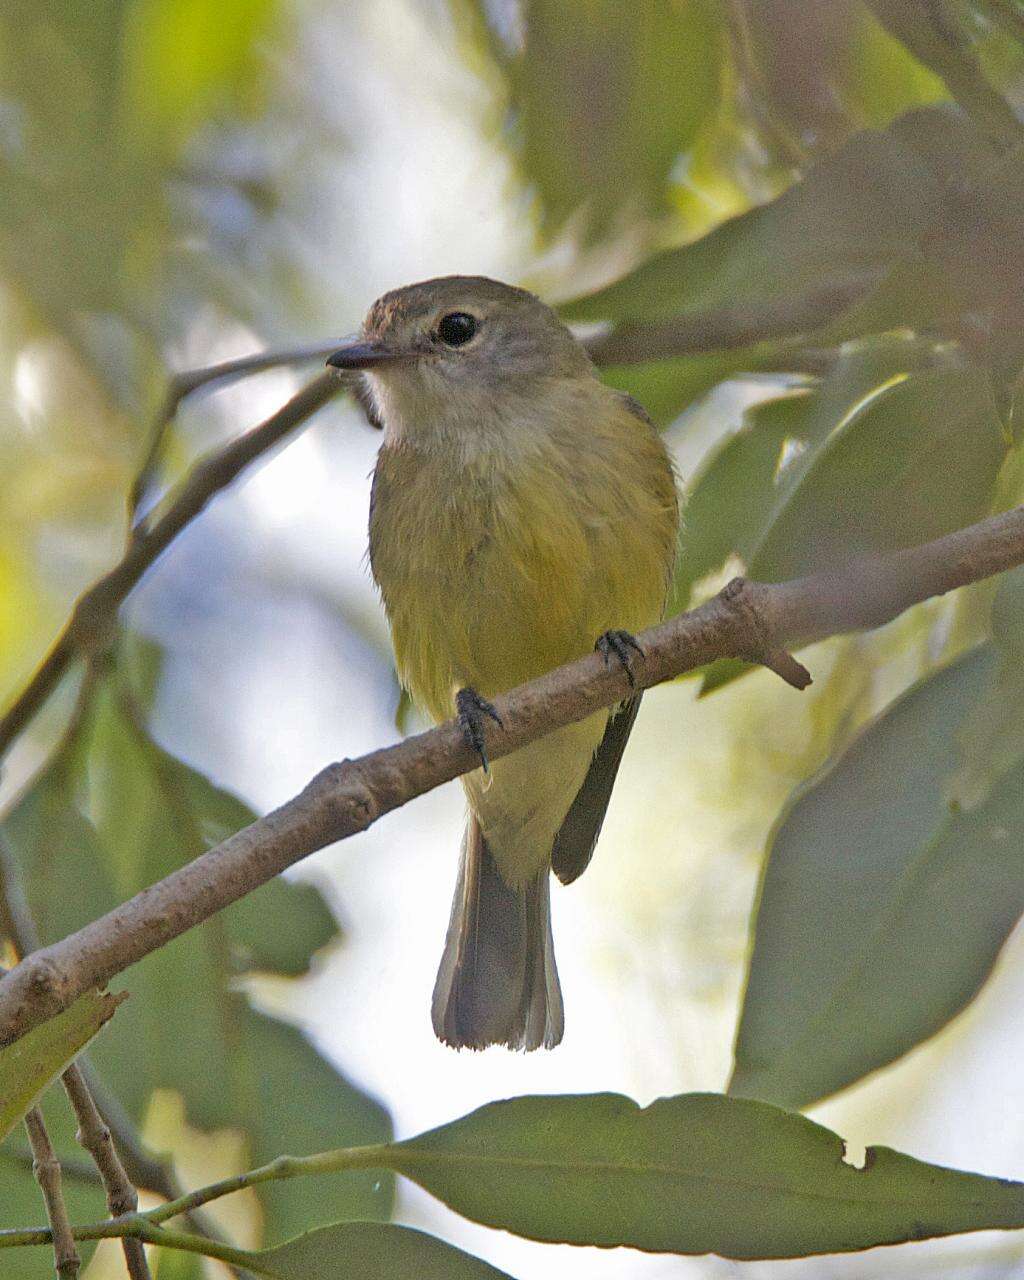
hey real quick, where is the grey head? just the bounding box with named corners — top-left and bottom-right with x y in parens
top-left (326, 275), bottom-right (594, 433)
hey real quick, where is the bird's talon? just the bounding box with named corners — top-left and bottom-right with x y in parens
top-left (596, 629), bottom-right (644, 688)
top-left (456, 687), bottom-right (503, 774)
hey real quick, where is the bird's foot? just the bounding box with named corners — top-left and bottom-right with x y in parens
top-left (596, 629), bottom-right (644, 689)
top-left (456, 687), bottom-right (504, 775)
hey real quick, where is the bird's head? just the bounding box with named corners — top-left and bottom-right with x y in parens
top-left (327, 275), bottom-right (592, 441)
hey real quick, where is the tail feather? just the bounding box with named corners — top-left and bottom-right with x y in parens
top-left (432, 815), bottom-right (563, 1050)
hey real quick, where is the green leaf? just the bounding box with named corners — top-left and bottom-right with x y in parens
top-left (670, 340), bottom-right (1006, 623)
top-left (1, 664), bottom-right (392, 1239)
top-left (840, 5), bottom-right (948, 127)
top-left (564, 106), bottom-right (1000, 323)
top-left (598, 348), bottom-right (781, 428)
top-left (729, 644), bottom-right (1024, 1108)
top-left (388, 1091), bottom-right (1024, 1258)
top-left (494, 0), bottom-right (724, 240)
top-left (152, 1245), bottom-right (205, 1280)
top-left (122, 0), bottom-right (278, 149)
top-left (751, 363), bottom-right (1006, 579)
top-left (0, 990), bottom-right (124, 1142)
top-left (241, 1222), bottom-right (513, 1279)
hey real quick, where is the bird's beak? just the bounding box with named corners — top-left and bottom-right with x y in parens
top-left (325, 340), bottom-right (405, 371)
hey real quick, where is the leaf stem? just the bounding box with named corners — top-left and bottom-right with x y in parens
top-left (147, 1144), bottom-right (392, 1224)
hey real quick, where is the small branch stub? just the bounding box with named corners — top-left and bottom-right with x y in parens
top-left (717, 577), bottom-right (813, 690)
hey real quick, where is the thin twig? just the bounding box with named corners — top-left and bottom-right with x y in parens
top-left (23, 1108), bottom-right (80, 1278)
top-left (1, 835), bottom-right (252, 1278)
top-left (0, 1140), bottom-right (384, 1253)
top-left (129, 344), bottom-right (365, 525)
top-left (0, 840), bottom-right (152, 1278)
top-left (0, 371), bottom-right (342, 761)
top-left (61, 1065), bottom-right (151, 1280)
top-left (2, 504), bottom-right (1024, 1045)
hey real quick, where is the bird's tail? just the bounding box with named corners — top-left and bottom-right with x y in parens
top-left (431, 814), bottom-right (563, 1050)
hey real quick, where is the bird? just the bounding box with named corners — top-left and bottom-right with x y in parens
top-left (327, 275), bottom-right (678, 1050)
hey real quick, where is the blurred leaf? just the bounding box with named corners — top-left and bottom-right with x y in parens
top-left (0, 0), bottom-right (283, 400)
top-left (123, 0), bottom-right (278, 150)
top-left (729, 644), bottom-right (1024, 1108)
top-left (564, 106), bottom-right (1000, 323)
top-left (493, 0), bottom-right (724, 240)
top-left (670, 340), bottom-right (1006, 623)
top-left (152, 1246), bottom-right (205, 1280)
top-left (598, 349), bottom-right (782, 428)
top-left (841, 4), bottom-right (948, 125)
top-left (751, 363), bottom-right (1006, 577)
top-left (1, 662), bottom-right (393, 1240)
top-left (239, 1222), bottom-right (514, 1278)
top-left (729, 0), bottom-right (944, 154)
top-left (0, 990), bottom-right (124, 1141)
top-left (388, 1090), bottom-right (1024, 1257)
top-left (865, 0), bottom-right (1024, 148)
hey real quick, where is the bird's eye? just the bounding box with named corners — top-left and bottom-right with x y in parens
top-left (436, 312), bottom-right (477, 347)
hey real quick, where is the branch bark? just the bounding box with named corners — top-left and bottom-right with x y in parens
top-left (0, 372), bottom-right (343, 760)
top-left (2, 504), bottom-right (1023, 1046)
top-left (23, 1107), bottom-right (80, 1279)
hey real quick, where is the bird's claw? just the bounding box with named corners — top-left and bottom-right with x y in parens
top-left (596, 629), bottom-right (644, 689)
top-left (456, 687), bottom-right (503, 774)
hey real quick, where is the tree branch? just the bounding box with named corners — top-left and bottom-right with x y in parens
top-left (2, 504), bottom-right (1024, 1045)
top-left (60, 1066), bottom-right (151, 1280)
top-left (0, 371), bottom-right (343, 761)
top-left (23, 1107), bottom-right (80, 1279)
top-left (1, 832), bottom-right (152, 1278)
top-left (129, 347), bottom-right (373, 526)
top-left (1, 831), bottom-right (250, 1277)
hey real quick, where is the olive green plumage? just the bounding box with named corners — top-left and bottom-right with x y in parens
top-left (348, 275), bottom-right (678, 1049)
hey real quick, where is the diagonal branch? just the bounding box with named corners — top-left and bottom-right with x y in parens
top-left (129, 347), bottom-right (372, 526)
top-left (0, 371), bottom-right (343, 761)
top-left (1, 503), bottom-right (1023, 1046)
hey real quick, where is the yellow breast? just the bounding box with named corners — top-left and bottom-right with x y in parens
top-left (368, 382), bottom-right (678, 724)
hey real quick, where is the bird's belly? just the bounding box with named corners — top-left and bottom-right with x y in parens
top-left (369, 437), bottom-right (674, 883)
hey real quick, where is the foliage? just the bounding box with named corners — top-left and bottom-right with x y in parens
top-left (4, 0), bottom-right (1024, 1277)
top-left (0, 990), bottom-right (123, 1143)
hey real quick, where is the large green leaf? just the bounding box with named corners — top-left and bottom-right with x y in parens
top-left (564, 106), bottom-right (1000, 323)
top-left (0, 990), bottom-right (123, 1142)
top-left (1, 665), bottom-right (392, 1241)
top-left (486, 0), bottom-right (724, 240)
top-left (670, 340), bottom-right (1006, 618)
top-left (387, 1091), bottom-right (1024, 1258)
top-left (239, 1222), bottom-right (513, 1279)
top-left (728, 643), bottom-right (1024, 1107)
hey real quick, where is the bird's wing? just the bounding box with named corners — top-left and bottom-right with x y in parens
top-left (551, 694), bottom-right (642, 885)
